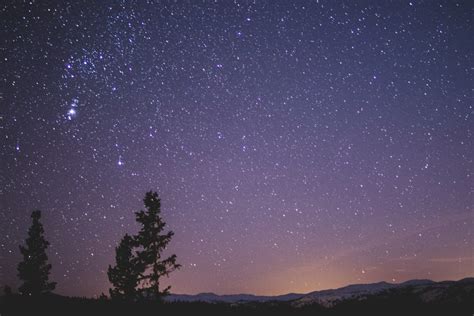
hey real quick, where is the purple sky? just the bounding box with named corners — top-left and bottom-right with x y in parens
top-left (1, 0), bottom-right (472, 297)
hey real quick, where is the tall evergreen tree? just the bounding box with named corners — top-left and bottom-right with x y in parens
top-left (17, 210), bottom-right (56, 296)
top-left (108, 234), bottom-right (140, 301)
top-left (134, 191), bottom-right (181, 300)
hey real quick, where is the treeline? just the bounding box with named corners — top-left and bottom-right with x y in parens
top-left (4, 191), bottom-right (180, 301)
top-left (1, 289), bottom-right (471, 316)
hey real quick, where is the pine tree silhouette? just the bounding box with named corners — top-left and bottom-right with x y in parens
top-left (134, 191), bottom-right (181, 300)
top-left (108, 234), bottom-right (140, 301)
top-left (17, 210), bottom-right (56, 296)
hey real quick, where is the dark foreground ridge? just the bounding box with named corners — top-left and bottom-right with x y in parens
top-left (1, 277), bottom-right (473, 316)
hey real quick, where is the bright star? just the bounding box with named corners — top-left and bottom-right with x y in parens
top-left (67, 108), bottom-right (76, 120)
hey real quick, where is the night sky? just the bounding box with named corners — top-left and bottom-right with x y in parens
top-left (1, 0), bottom-right (472, 298)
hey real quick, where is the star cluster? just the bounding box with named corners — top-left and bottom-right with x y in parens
top-left (0, 1), bottom-right (472, 297)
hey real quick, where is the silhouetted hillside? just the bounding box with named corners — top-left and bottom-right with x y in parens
top-left (1, 278), bottom-right (472, 315)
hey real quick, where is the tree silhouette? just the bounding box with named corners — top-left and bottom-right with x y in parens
top-left (134, 191), bottom-right (181, 300)
top-left (107, 191), bottom-right (180, 301)
top-left (17, 210), bottom-right (56, 296)
top-left (108, 234), bottom-right (140, 301)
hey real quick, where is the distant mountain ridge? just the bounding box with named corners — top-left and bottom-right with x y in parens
top-left (166, 292), bottom-right (305, 303)
top-left (166, 277), bottom-right (473, 307)
top-left (294, 279), bottom-right (436, 307)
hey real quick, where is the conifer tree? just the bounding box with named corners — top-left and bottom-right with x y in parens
top-left (134, 191), bottom-right (181, 300)
top-left (17, 210), bottom-right (56, 296)
top-left (108, 234), bottom-right (140, 301)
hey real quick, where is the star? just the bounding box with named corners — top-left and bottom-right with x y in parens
top-left (67, 108), bottom-right (77, 120)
